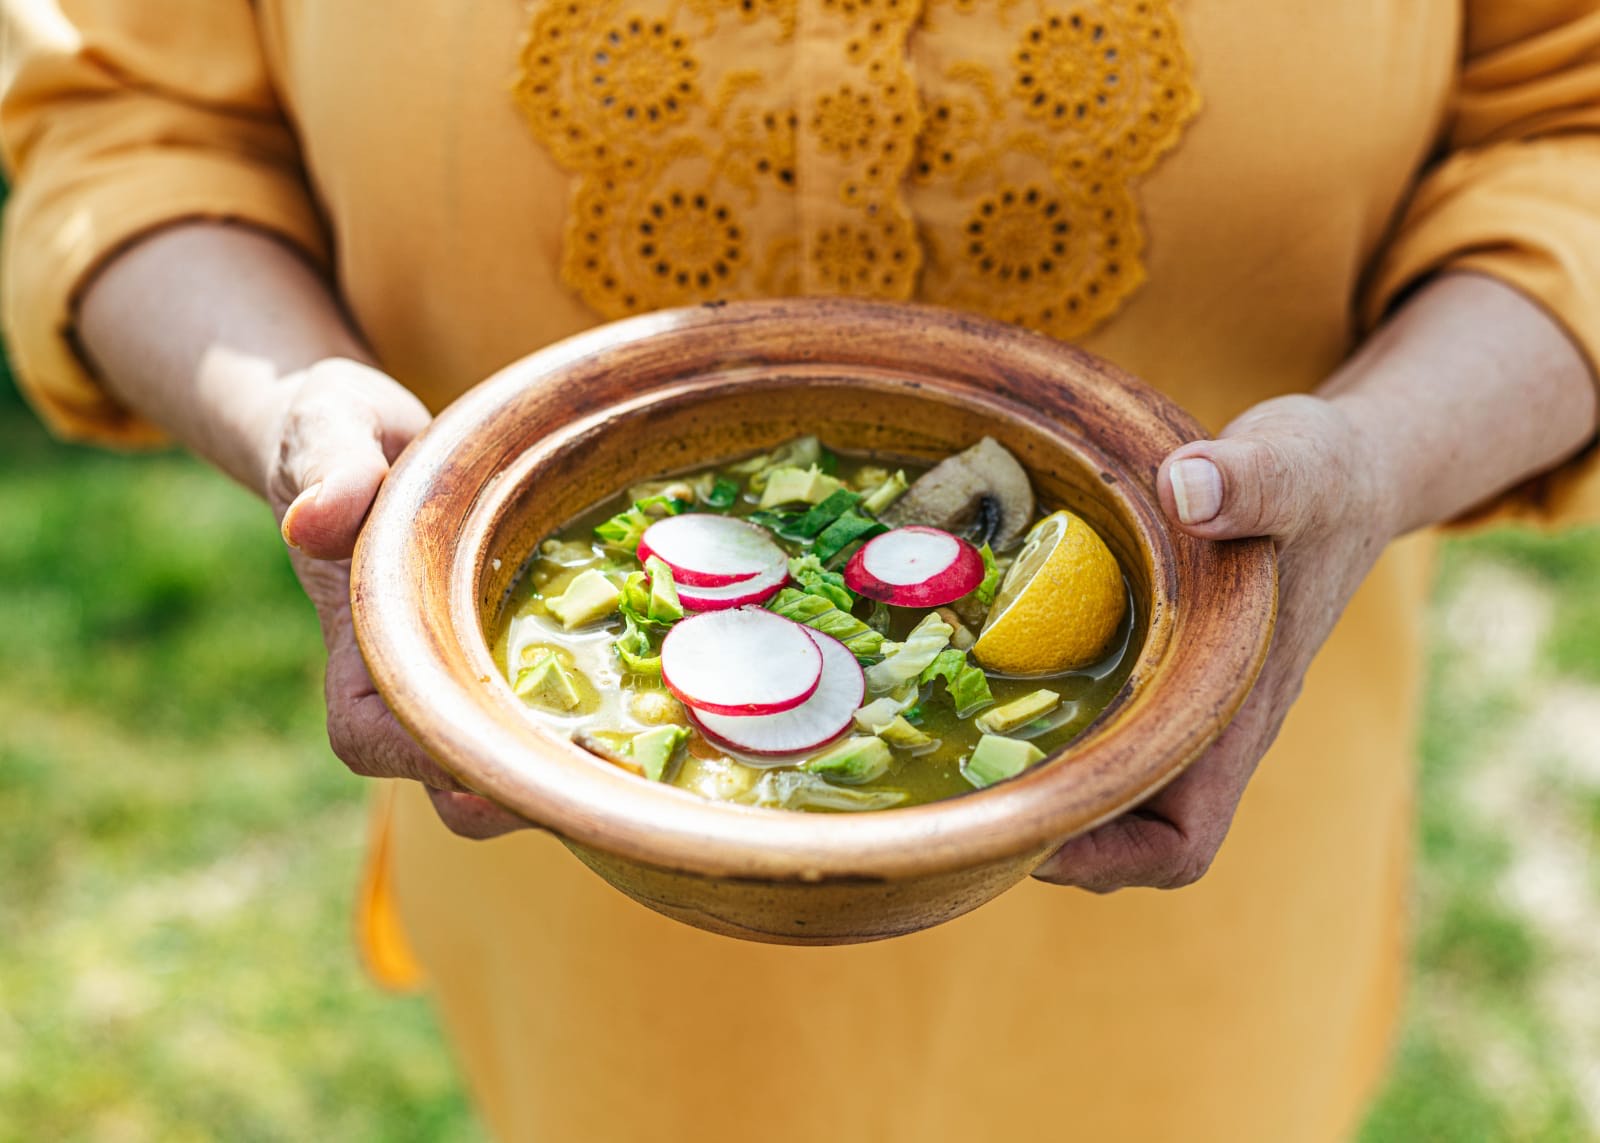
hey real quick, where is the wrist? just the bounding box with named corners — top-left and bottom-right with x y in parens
top-left (1318, 389), bottom-right (1412, 545)
top-left (1318, 274), bottom-right (1597, 537)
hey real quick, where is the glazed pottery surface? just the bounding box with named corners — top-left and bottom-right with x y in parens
top-left (351, 299), bottom-right (1276, 944)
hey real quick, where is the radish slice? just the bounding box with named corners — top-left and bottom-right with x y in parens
top-left (674, 561), bottom-right (789, 611)
top-left (844, 526), bottom-right (985, 608)
top-left (637, 515), bottom-right (785, 589)
top-left (689, 631), bottom-right (866, 757)
top-left (661, 608), bottom-right (822, 716)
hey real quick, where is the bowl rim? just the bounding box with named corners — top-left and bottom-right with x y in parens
top-left (352, 299), bottom-right (1276, 883)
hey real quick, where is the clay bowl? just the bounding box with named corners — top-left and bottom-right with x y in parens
top-left (352, 298), bottom-right (1276, 945)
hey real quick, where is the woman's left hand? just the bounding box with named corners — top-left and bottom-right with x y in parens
top-left (1033, 393), bottom-right (1401, 891)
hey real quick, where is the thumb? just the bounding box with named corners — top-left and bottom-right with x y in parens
top-left (272, 359), bottom-right (431, 560)
top-left (1157, 394), bottom-right (1355, 542)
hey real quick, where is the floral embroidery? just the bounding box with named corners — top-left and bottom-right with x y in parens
top-left (515, 0), bottom-right (803, 313)
top-left (809, 214), bottom-right (920, 293)
top-left (812, 84), bottom-right (881, 160)
top-left (794, 0), bottom-right (925, 294)
top-left (514, 0), bottom-right (1198, 339)
top-left (910, 0), bottom-right (1199, 337)
top-left (954, 179), bottom-right (1141, 332)
top-left (1010, 5), bottom-right (1197, 174)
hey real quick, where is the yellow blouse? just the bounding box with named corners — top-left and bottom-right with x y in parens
top-left (5, 2), bottom-right (1600, 1140)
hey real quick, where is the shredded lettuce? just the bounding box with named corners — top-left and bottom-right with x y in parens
top-left (729, 436), bottom-right (823, 492)
top-left (618, 572), bottom-right (654, 624)
top-left (614, 569), bottom-right (675, 675)
top-left (863, 612), bottom-right (952, 694)
top-left (615, 613), bottom-right (662, 676)
top-left (860, 469), bottom-right (908, 517)
top-left (814, 509), bottom-right (887, 564)
top-left (594, 493), bottom-right (689, 549)
top-left (919, 648), bottom-right (996, 718)
top-left (594, 507), bottom-right (649, 550)
top-left (744, 508), bottom-right (805, 539)
top-left (747, 488), bottom-right (860, 543)
top-left (634, 494), bottom-right (691, 518)
top-left (705, 476), bottom-right (741, 510)
top-left (787, 554), bottom-right (855, 610)
top-left (975, 543), bottom-right (1001, 606)
top-left (766, 587), bottom-right (883, 661)
top-left (791, 488), bottom-right (861, 537)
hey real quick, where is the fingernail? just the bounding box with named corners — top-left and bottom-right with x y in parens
top-left (1170, 458), bottom-right (1222, 525)
top-left (280, 481), bottom-right (323, 549)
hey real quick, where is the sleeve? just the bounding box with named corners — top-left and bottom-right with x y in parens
top-left (0, 0), bottom-right (330, 446)
top-left (1358, 1), bottom-right (1600, 528)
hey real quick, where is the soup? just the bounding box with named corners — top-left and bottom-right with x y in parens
top-left (492, 436), bottom-right (1138, 811)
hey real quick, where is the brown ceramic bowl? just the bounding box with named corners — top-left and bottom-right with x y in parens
top-left (351, 299), bottom-right (1275, 945)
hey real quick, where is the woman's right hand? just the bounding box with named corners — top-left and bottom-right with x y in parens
top-left (74, 224), bottom-right (526, 840)
top-left (266, 358), bottom-right (532, 840)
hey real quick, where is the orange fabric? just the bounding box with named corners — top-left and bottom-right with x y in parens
top-left (4, 2), bottom-right (1600, 1140)
top-left (355, 781), bottom-right (426, 992)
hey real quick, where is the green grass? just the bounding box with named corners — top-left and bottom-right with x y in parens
top-left (1359, 532), bottom-right (1600, 1142)
top-left (0, 374), bottom-right (481, 1140)
top-left (2, 355), bottom-right (1597, 1139)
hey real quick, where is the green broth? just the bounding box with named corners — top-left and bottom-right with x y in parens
top-left (492, 447), bottom-right (1139, 810)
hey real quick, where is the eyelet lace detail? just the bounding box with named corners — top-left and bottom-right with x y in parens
top-left (515, 0), bottom-right (1198, 338)
top-left (910, 0), bottom-right (1199, 336)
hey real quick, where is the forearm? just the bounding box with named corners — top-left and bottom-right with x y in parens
top-left (77, 222), bottom-right (372, 497)
top-left (1322, 273), bottom-right (1598, 538)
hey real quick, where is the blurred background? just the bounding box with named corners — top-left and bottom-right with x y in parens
top-left (2, 316), bottom-right (1599, 1139)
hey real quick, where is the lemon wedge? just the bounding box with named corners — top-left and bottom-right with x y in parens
top-left (972, 510), bottom-right (1126, 676)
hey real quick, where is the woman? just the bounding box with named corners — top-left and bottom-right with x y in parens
top-left (4, 2), bottom-right (1597, 1138)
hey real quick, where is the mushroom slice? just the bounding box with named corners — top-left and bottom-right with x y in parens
top-left (881, 437), bottom-right (1035, 551)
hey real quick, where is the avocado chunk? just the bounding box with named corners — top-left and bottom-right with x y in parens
top-left (759, 464), bottom-right (845, 508)
top-left (960, 734), bottom-right (1046, 789)
top-left (545, 569), bottom-right (621, 630)
top-left (631, 725), bottom-right (689, 782)
top-left (860, 469), bottom-right (909, 517)
top-left (514, 649), bottom-right (586, 712)
top-left (975, 689), bottom-right (1061, 735)
top-left (804, 736), bottom-right (893, 785)
top-left (643, 556), bottom-right (684, 622)
top-left (877, 716), bottom-right (934, 750)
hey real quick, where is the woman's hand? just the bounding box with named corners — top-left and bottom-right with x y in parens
top-left (79, 224), bottom-right (537, 843)
top-left (1034, 394), bottom-right (1399, 890)
top-left (267, 358), bottom-right (533, 840)
top-left (1034, 273), bottom-right (1598, 892)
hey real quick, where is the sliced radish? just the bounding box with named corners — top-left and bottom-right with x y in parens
top-left (673, 561), bottom-right (789, 611)
top-left (661, 608), bottom-right (822, 716)
top-left (637, 515), bottom-right (785, 589)
top-left (689, 631), bottom-right (865, 757)
top-left (844, 526), bottom-right (985, 608)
